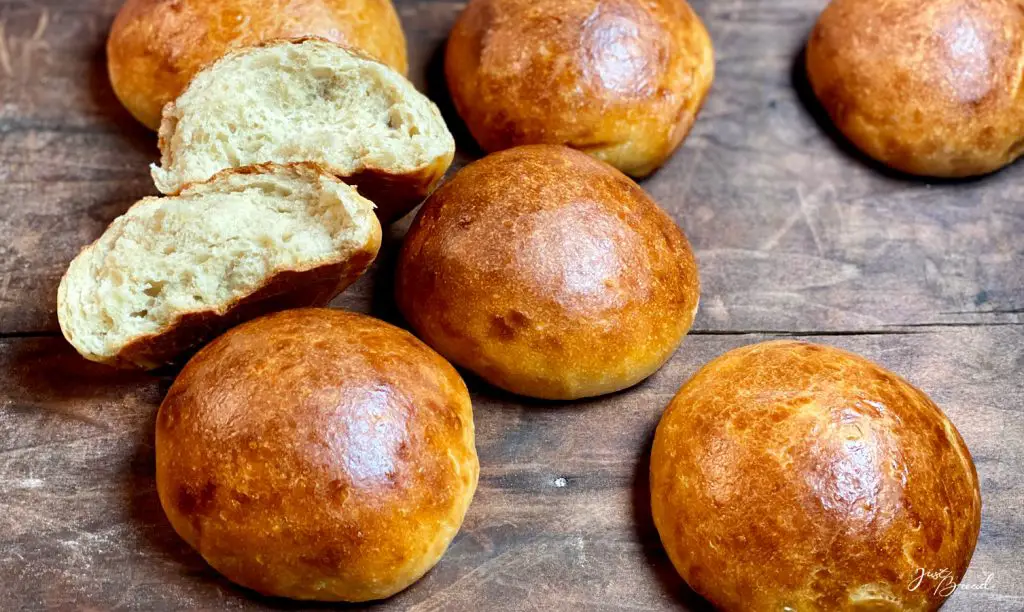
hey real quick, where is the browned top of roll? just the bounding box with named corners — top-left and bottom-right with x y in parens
top-left (806, 0), bottom-right (1024, 177)
top-left (396, 145), bottom-right (700, 400)
top-left (445, 0), bottom-right (714, 177)
top-left (651, 340), bottom-right (982, 612)
top-left (108, 0), bottom-right (408, 130)
top-left (155, 309), bottom-right (478, 602)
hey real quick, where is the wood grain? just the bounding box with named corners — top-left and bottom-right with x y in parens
top-left (0, 0), bottom-right (1021, 610)
top-left (1, 331), bottom-right (1021, 610)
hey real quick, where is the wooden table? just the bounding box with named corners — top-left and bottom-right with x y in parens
top-left (1, 0), bottom-right (1022, 609)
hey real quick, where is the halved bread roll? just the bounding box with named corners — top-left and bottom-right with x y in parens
top-left (58, 163), bottom-right (382, 369)
top-left (151, 38), bottom-right (455, 223)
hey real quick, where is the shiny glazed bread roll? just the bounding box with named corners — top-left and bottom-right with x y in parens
top-left (107, 0), bottom-right (408, 130)
top-left (396, 145), bottom-right (700, 400)
top-left (806, 0), bottom-right (1024, 177)
top-left (156, 309), bottom-right (479, 601)
top-left (445, 0), bottom-right (714, 178)
top-left (651, 340), bottom-right (982, 612)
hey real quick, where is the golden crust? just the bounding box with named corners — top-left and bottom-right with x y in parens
top-left (57, 163), bottom-right (382, 370)
top-left (395, 145), bottom-right (700, 400)
top-left (806, 0), bottom-right (1024, 177)
top-left (445, 0), bottom-right (714, 178)
top-left (156, 309), bottom-right (479, 601)
top-left (341, 153), bottom-right (455, 225)
top-left (651, 340), bottom-right (982, 612)
top-left (107, 0), bottom-right (408, 130)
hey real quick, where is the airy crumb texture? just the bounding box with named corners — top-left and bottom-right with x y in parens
top-left (151, 38), bottom-right (454, 221)
top-left (58, 164), bottom-right (381, 369)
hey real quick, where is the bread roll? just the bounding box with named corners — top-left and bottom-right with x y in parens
top-left (156, 309), bottom-right (478, 601)
top-left (651, 340), bottom-right (982, 612)
top-left (57, 164), bottom-right (381, 369)
top-left (806, 0), bottom-right (1024, 177)
top-left (396, 145), bottom-right (700, 400)
top-left (107, 0), bottom-right (408, 130)
top-left (152, 38), bottom-right (455, 223)
top-left (445, 0), bottom-right (714, 178)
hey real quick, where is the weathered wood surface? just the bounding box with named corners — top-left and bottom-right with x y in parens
top-left (0, 0), bottom-right (1022, 610)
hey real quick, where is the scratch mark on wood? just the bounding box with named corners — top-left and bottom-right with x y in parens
top-left (31, 401), bottom-right (114, 431)
top-left (669, 138), bottom-right (706, 210)
top-left (412, 540), bottom-right (546, 610)
top-left (31, 9), bottom-right (49, 42)
top-left (12, 477), bottom-right (44, 489)
top-left (884, 321), bottom-right (1023, 329)
top-left (796, 184), bottom-right (825, 256)
top-left (0, 22), bottom-right (13, 78)
top-left (760, 207), bottom-right (803, 251)
top-left (690, 329), bottom-right (934, 337)
top-left (0, 500), bottom-right (111, 544)
top-left (703, 295), bottom-right (731, 323)
top-left (941, 308), bottom-right (1024, 316)
top-left (0, 432), bottom-right (114, 457)
top-left (10, 8), bottom-right (51, 78)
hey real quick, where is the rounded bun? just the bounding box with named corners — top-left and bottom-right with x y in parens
top-left (651, 340), bottom-right (981, 612)
top-left (396, 145), bottom-right (700, 400)
top-left (806, 0), bottom-right (1024, 177)
top-left (156, 309), bottom-right (478, 602)
top-left (445, 0), bottom-right (714, 178)
top-left (108, 0), bottom-right (408, 130)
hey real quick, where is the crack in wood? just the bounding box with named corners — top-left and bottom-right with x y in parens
top-left (1, 321), bottom-right (1022, 343)
top-left (940, 309), bottom-right (1024, 316)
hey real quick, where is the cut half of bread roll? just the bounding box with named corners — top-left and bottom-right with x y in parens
top-left (58, 164), bottom-right (382, 369)
top-left (151, 38), bottom-right (455, 224)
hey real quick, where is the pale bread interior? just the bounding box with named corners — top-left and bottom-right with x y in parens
top-left (151, 39), bottom-right (454, 195)
top-left (58, 165), bottom-right (377, 363)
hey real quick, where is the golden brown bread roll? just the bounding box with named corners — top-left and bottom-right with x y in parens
top-left (806, 0), bottom-right (1024, 177)
top-left (445, 0), bottom-right (714, 178)
top-left (395, 145), bottom-right (700, 400)
top-left (651, 340), bottom-right (982, 612)
top-left (107, 0), bottom-right (408, 130)
top-left (156, 309), bottom-right (479, 602)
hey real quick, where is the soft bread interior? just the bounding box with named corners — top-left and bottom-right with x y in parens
top-left (151, 39), bottom-right (454, 195)
top-left (58, 165), bottom-right (378, 363)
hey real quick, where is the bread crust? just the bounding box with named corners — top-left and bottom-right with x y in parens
top-left (445, 0), bottom-right (714, 177)
top-left (651, 340), bottom-right (982, 611)
top-left (107, 0), bottom-right (408, 130)
top-left (395, 145), bottom-right (700, 400)
top-left (57, 163), bottom-right (382, 370)
top-left (342, 154), bottom-right (454, 225)
top-left (806, 0), bottom-right (1024, 177)
top-left (154, 38), bottom-right (454, 224)
top-left (156, 309), bottom-right (479, 601)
